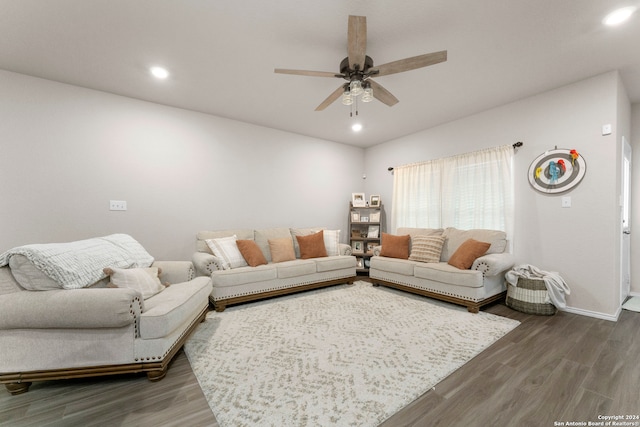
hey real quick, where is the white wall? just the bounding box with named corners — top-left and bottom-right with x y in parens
top-left (0, 70), bottom-right (364, 260)
top-left (364, 71), bottom-right (629, 319)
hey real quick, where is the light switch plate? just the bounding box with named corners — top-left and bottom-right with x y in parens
top-left (602, 124), bottom-right (612, 135)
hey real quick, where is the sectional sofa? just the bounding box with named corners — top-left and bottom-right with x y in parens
top-left (192, 227), bottom-right (357, 311)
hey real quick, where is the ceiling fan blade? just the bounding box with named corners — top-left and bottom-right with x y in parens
top-left (372, 50), bottom-right (447, 77)
top-left (274, 68), bottom-right (341, 78)
top-left (315, 85), bottom-right (346, 111)
top-left (368, 79), bottom-right (399, 107)
top-left (347, 15), bottom-right (367, 71)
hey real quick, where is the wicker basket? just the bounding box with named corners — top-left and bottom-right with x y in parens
top-left (506, 277), bottom-right (557, 315)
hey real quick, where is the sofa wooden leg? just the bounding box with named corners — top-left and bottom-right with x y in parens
top-left (214, 303), bottom-right (226, 312)
top-left (146, 369), bottom-right (167, 382)
top-left (5, 382), bottom-right (31, 395)
top-left (467, 306), bottom-right (480, 314)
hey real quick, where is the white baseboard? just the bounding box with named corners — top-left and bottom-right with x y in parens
top-left (561, 306), bottom-right (620, 322)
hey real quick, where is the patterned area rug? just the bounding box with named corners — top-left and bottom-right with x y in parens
top-left (184, 281), bottom-right (520, 426)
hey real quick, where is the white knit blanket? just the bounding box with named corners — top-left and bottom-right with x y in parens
top-left (505, 264), bottom-right (571, 309)
top-left (0, 234), bottom-right (154, 289)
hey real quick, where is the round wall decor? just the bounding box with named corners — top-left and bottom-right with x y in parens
top-left (528, 148), bottom-right (586, 194)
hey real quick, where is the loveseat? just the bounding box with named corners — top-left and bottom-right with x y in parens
top-left (369, 227), bottom-right (515, 313)
top-left (0, 234), bottom-right (212, 395)
top-left (192, 227), bottom-right (357, 311)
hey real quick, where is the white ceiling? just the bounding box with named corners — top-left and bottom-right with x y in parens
top-left (1, 0), bottom-right (639, 147)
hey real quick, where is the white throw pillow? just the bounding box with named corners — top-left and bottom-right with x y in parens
top-left (205, 235), bottom-right (248, 270)
top-left (322, 229), bottom-right (341, 256)
top-left (104, 266), bottom-right (165, 299)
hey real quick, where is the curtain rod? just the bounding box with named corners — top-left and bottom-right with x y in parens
top-left (387, 141), bottom-right (524, 171)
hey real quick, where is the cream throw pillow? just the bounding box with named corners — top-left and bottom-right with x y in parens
top-left (205, 235), bottom-right (248, 270)
top-left (322, 229), bottom-right (341, 256)
top-left (408, 235), bottom-right (446, 263)
top-left (104, 266), bottom-right (165, 299)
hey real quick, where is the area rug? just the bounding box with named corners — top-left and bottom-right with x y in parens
top-left (622, 296), bottom-right (640, 312)
top-left (184, 282), bottom-right (520, 426)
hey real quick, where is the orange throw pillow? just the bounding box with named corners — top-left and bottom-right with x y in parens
top-left (447, 238), bottom-right (491, 269)
top-left (296, 230), bottom-right (328, 259)
top-left (236, 240), bottom-right (268, 267)
top-left (379, 232), bottom-right (410, 259)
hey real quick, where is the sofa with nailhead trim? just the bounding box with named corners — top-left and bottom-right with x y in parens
top-left (369, 227), bottom-right (515, 313)
top-left (0, 248), bottom-right (211, 395)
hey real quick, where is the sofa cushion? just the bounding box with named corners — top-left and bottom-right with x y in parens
top-left (275, 259), bottom-right (316, 278)
top-left (211, 264), bottom-right (277, 288)
top-left (269, 238), bottom-right (296, 263)
top-left (414, 262), bottom-right (484, 288)
top-left (296, 231), bottom-right (328, 259)
top-left (255, 228), bottom-right (292, 262)
top-left (408, 235), bottom-right (446, 263)
top-left (205, 235), bottom-right (248, 270)
top-left (380, 233), bottom-right (410, 259)
top-left (314, 255), bottom-right (357, 273)
top-left (441, 228), bottom-right (506, 261)
top-left (236, 240), bottom-right (268, 267)
top-left (369, 256), bottom-right (416, 276)
top-left (447, 239), bottom-right (491, 269)
top-left (139, 276), bottom-right (211, 340)
top-left (103, 266), bottom-right (166, 300)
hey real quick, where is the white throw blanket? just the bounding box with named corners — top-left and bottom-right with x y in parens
top-left (505, 264), bottom-right (570, 309)
top-left (0, 234), bottom-right (154, 289)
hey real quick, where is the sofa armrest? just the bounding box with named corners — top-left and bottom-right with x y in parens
top-left (472, 253), bottom-right (515, 276)
top-left (338, 243), bottom-right (352, 256)
top-left (152, 260), bottom-right (195, 284)
top-left (0, 288), bottom-right (142, 330)
top-left (192, 252), bottom-right (225, 276)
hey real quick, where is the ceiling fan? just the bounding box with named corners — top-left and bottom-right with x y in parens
top-left (274, 15), bottom-right (447, 111)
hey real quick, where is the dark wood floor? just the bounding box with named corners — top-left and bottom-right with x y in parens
top-left (2, 300), bottom-right (639, 427)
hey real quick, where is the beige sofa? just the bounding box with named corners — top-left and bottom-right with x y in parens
top-left (369, 227), bottom-right (515, 313)
top-left (193, 227), bottom-right (357, 312)
top-left (0, 236), bottom-right (212, 395)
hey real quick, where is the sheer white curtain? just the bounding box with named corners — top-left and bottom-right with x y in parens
top-left (391, 144), bottom-right (514, 239)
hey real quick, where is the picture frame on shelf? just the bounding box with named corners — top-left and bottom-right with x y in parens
top-left (367, 225), bottom-right (379, 239)
top-left (366, 242), bottom-right (376, 253)
top-left (352, 192), bottom-right (366, 207)
top-left (369, 212), bottom-right (380, 222)
top-left (361, 216), bottom-right (369, 222)
top-left (352, 241), bottom-right (363, 253)
top-left (370, 195), bottom-right (381, 207)
top-left (351, 211), bottom-right (360, 222)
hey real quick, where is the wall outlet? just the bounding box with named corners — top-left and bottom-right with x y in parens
top-left (561, 196), bottom-right (571, 208)
top-left (109, 200), bottom-right (127, 211)
top-left (602, 124), bottom-right (612, 135)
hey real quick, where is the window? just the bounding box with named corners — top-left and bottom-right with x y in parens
top-left (391, 145), bottom-right (514, 239)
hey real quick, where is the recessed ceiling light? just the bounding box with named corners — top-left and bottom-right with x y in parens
top-left (352, 123), bottom-right (363, 132)
top-left (603, 6), bottom-right (636, 26)
top-left (150, 66), bottom-right (170, 79)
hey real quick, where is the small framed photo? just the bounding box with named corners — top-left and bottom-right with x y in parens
top-left (352, 192), bottom-right (366, 207)
top-left (351, 212), bottom-right (360, 222)
top-left (361, 216), bottom-right (369, 223)
top-left (352, 241), bottom-right (363, 253)
top-left (369, 195), bottom-right (381, 207)
top-left (370, 212), bottom-right (381, 222)
top-left (367, 225), bottom-right (379, 239)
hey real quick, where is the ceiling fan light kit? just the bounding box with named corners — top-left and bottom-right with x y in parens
top-left (275, 15), bottom-right (447, 114)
